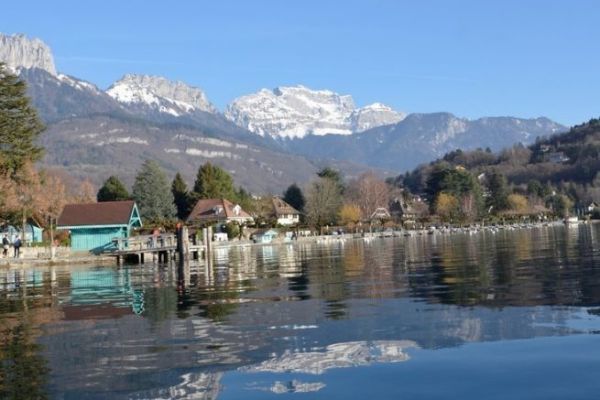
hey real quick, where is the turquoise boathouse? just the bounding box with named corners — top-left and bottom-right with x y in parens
top-left (57, 201), bottom-right (142, 252)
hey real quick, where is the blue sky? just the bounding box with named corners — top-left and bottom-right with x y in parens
top-left (2, 0), bottom-right (599, 125)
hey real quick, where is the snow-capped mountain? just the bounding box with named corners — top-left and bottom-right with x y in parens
top-left (0, 33), bottom-right (57, 76)
top-left (18, 67), bottom-right (125, 122)
top-left (107, 74), bottom-right (216, 117)
top-left (225, 85), bottom-right (405, 139)
top-left (349, 103), bottom-right (406, 133)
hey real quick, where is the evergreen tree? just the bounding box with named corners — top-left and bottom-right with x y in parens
top-left (171, 172), bottom-right (190, 220)
top-left (425, 163), bottom-right (484, 219)
top-left (235, 186), bottom-right (254, 213)
top-left (283, 183), bottom-right (305, 212)
top-left (0, 63), bottom-right (44, 176)
top-left (487, 172), bottom-right (509, 212)
top-left (317, 167), bottom-right (345, 193)
top-left (132, 160), bottom-right (176, 222)
top-left (97, 176), bottom-right (130, 202)
top-left (527, 179), bottom-right (543, 198)
top-left (192, 162), bottom-right (236, 200)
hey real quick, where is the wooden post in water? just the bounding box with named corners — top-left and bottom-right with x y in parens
top-left (202, 227), bottom-right (208, 260)
top-left (176, 224), bottom-right (190, 262)
top-left (207, 225), bottom-right (212, 264)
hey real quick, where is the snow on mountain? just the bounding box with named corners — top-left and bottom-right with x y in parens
top-left (350, 103), bottom-right (406, 132)
top-left (56, 73), bottom-right (102, 94)
top-left (225, 85), bottom-right (405, 139)
top-left (0, 33), bottom-right (57, 75)
top-left (106, 74), bottom-right (216, 116)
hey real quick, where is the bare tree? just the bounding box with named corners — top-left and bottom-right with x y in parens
top-left (346, 172), bottom-right (390, 220)
top-left (38, 173), bottom-right (67, 257)
top-left (306, 177), bottom-right (342, 228)
top-left (72, 179), bottom-right (97, 203)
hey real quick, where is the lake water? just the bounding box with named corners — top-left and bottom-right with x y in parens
top-left (1, 223), bottom-right (600, 399)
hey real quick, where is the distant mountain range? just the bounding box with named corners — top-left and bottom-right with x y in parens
top-left (0, 33), bottom-right (567, 192)
top-left (281, 113), bottom-right (564, 172)
top-left (225, 85), bottom-right (406, 138)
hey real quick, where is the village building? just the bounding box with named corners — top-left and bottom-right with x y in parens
top-left (390, 198), bottom-right (417, 221)
top-left (272, 197), bottom-right (301, 226)
top-left (24, 221), bottom-right (44, 244)
top-left (252, 229), bottom-right (279, 244)
top-left (186, 198), bottom-right (253, 225)
top-left (546, 151), bottom-right (570, 163)
top-left (57, 200), bottom-right (142, 252)
top-left (370, 207), bottom-right (391, 222)
top-left (1, 220), bottom-right (44, 244)
top-left (389, 197), bottom-right (428, 226)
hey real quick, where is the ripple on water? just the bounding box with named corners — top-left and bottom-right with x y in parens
top-left (1, 223), bottom-right (600, 398)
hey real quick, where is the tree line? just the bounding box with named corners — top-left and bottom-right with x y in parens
top-left (95, 160), bottom-right (253, 223)
top-left (95, 161), bottom-right (396, 230)
top-left (395, 118), bottom-right (600, 221)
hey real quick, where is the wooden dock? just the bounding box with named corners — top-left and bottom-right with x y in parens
top-left (109, 231), bottom-right (206, 265)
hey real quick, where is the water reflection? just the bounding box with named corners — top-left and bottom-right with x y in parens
top-left (242, 340), bottom-right (418, 374)
top-left (0, 318), bottom-right (50, 399)
top-left (0, 223), bottom-right (598, 399)
top-left (267, 380), bottom-right (326, 394)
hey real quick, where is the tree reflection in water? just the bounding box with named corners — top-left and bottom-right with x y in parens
top-left (0, 319), bottom-right (49, 400)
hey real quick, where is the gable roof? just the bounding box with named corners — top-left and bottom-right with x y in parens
top-left (370, 207), bottom-right (391, 220)
top-left (390, 198), bottom-right (416, 215)
top-left (272, 197), bottom-right (300, 216)
top-left (187, 198), bottom-right (252, 223)
top-left (57, 201), bottom-right (137, 227)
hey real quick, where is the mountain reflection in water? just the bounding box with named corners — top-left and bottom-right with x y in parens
top-left (0, 223), bottom-right (599, 399)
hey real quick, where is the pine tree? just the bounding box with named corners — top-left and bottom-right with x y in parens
top-left (132, 160), bottom-right (176, 222)
top-left (171, 172), bottom-right (190, 220)
top-left (0, 63), bottom-right (44, 176)
top-left (283, 183), bottom-right (305, 212)
top-left (487, 172), bottom-right (509, 212)
top-left (317, 167), bottom-right (345, 193)
top-left (97, 176), bottom-right (130, 202)
top-left (235, 186), bottom-right (254, 213)
top-left (192, 162), bottom-right (236, 200)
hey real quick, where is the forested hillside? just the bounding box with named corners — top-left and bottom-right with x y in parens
top-left (397, 118), bottom-right (600, 211)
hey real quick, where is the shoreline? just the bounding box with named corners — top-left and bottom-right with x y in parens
top-left (1, 219), bottom-right (595, 269)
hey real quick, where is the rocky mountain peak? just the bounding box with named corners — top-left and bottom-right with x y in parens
top-left (106, 74), bottom-right (216, 116)
top-left (350, 103), bottom-right (406, 132)
top-left (0, 33), bottom-right (57, 76)
top-left (225, 85), bottom-right (404, 139)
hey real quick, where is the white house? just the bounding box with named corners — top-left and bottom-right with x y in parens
top-left (272, 197), bottom-right (301, 226)
top-left (186, 198), bottom-right (254, 225)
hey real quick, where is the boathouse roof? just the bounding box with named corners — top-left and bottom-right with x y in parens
top-left (57, 201), bottom-right (140, 228)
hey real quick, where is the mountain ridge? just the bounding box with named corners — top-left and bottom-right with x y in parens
top-left (282, 113), bottom-right (565, 172)
top-left (0, 32), bottom-right (567, 192)
top-left (224, 85), bottom-right (407, 139)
